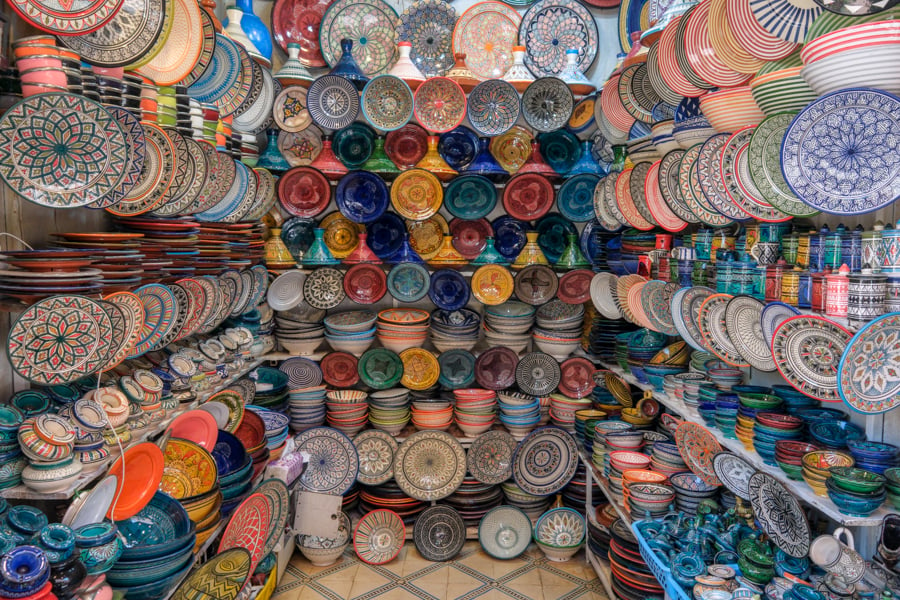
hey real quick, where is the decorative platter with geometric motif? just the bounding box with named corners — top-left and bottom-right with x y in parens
top-left (772, 315), bottom-right (851, 403)
top-left (170, 548), bottom-right (251, 600)
top-left (698, 293), bottom-right (750, 368)
top-left (748, 471), bottom-right (810, 558)
top-left (398, 0), bottom-right (457, 77)
top-left (467, 430), bottom-right (517, 485)
top-left (712, 452), bottom-right (756, 500)
top-left (131, 283), bottom-right (177, 356)
top-left (671, 286), bottom-right (714, 352)
top-left (512, 426), bottom-right (578, 496)
top-left (353, 429), bottom-right (398, 485)
top-left (838, 312), bottom-right (900, 414)
top-left (452, 1), bottom-right (521, 80)
top-left (414, 505), bottom-right (466, 562)
top-left (319, 0), bottom-right (400, 76)
top-left (218, 493), bottom-right (272, 573)
top-left (725, 295), bottom-right (776, 372)
top-left (294, 426), bottom-right (359, 494)
top-left (393, 430), bottom-right (466, 501)
top-left (674, 421), bottom-right (723, 487)
top-left (58, 0), bottom-right (168, 67)
top-left (519, 0), bottom-right (598, 77)
top-left (8, 0), bottom-right (123, 35)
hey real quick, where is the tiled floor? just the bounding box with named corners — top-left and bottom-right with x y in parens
top-left (273, 542), bottom-right (608, 600)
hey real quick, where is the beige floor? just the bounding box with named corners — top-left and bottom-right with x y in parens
top-left (273, 541), bottom-right (609, 600)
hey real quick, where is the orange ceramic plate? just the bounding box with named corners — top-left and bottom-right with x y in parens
top-left (168, 409), bottom-right (219, 450)
top-left (134, 0), bottom-right (204, 86)
top-left (391, 168), bottom-right (443, 220)
top-left (106, 442), bottom-right (165, 521)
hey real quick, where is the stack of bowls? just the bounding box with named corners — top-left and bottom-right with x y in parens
top-left (325, 390), bottom-right (368, 436)
top-left (323, 311), bottom-right (377, 356)
top-left (245, 407), bottom-right (290, 460)
top-left (411, 400), bottom-right (453, 431)
top-left (453, 389), bottom-right (496, 437)
top-left (675, 372), bottom-right (709, 406)
top-left (649, 441), bottom-right (690, 479)
top-left (212, 430), bottom-right (250, 525)
top-left (771, 385), bottom-right (821, 414)
top-left (274, 310), bottom-right (326, 356)
top-left (430, 308), bottom-right (481, 352)
top-left (614, 332), bottom-right (633, 372)
top-left (624, 481), bottom-right (675, 520)
top-left (592, 421), bottom-right (634, 473)
top-left (13, 36), bottom-right (68, 97)
top-left (626, 330), bottom-right (669, 384)
top-left (483, 302), bottom-right (535, 354)
top-left (297, 512), bottom-right (351, 567)
top-left (253, 369), bottom-right (290, 413)
top-left (533, 507), bottom-right (585, 562)
top-left (775, 441), bottom-right (820, 481)
top-left (714, 397), bottom-right (740, 440)
top-left (107, 492), bottom-right (195, 591)
top-left (573, 409), bottom-right (608, 450)
top-left (288, 385), bottom-right (327, 432)
top-left (847, 441), bottom-right (900, 475)
top-left (604, 430), bottom-right (645, 454)
top-left (236, 411), bottom-right (269, 481)
top-left (0, 406), bottom-right (25, 490)
top-left (672, 97), bottom-right (715, 150)
top-left (163, 440), bottom-right (222, 538)
top-left (444, 477), bottom-right (504, 525)
top-left (736, 392), bottom-right (784, 416)
top-left (533, 301), bottom-right (584, 360)
top-left (802, 450), bottom-right (854, 496)
top-left (753, 413), bottom-right (804, 466)
top-left (885, 468), bottom-right (900, 509)
top-left (501, 481), bottom-right (553, 519)
top-left (497, 392), bottom-right (542, 440)
top-left (549, 395), bottom-right (591, 432)
top-left (670, 473), bottom-right (719, 514)
top-left (749, 52), bottom-right (817, 116)
top-left (809, 420), bottom-right (866, 450)
top-left (705, 365), bottom-right (745, 391)
top-left (376, 309), bottom-right (429, 353)
top-left (801, 21), bottom-right (900, 96)
top-left (698, 87), bottom-right (765, 134)
top-left (607, 451), bottom-right (651, 499)
top-left (826, 466), bottom-right (886, 517)
top-left (368, 388), bottom-right (411, 435)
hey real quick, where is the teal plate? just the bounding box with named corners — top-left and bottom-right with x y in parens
top-left (535, 212), bottom-right (577, 263)
top-left (444, 174), bottom-right (497, 220)
top-left (536, 130), bottom-right (580, 176)
top-left (438, 349), bottom-right (476, 389)
top-left (333, 122), bottom-right (375, 169)
top-left (358, 347), bottom-right (404, 389)
top-left (387, 262), bottom-right (430, 303)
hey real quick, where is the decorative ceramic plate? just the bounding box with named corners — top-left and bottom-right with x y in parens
top-left (446, 174), bottom-right (497, 219)
top-left (393, 430), bottom-right (466, 501)
top-left (674, 421), bottom-right (723, 487)
top-left (772, 315), bottom-right (851, 403)
top-left (512, 426), bottom-right (578, 496)
top-left (0, 93), bottom-right (128, 208)
top-left (429, 268), bottom-right (470, 311)
top-left (353, 429), bottom-right (398, 486)
top-left (57, 0), bottom-right (167, 67)
top-left (399, 348), bottom-right (440, 390)
top-left (170, 548), bottom-right (250, 600)
top-left (398, 0), bottom-right (457, 77)
top-left (521, 78), bottom-right (574, 133)
top-left (724, 295), bottom-right (776, 372)
top-left (361, 75), bottom-right (414, 132)
top-left (748, 0), bottom-right (821, 43)
top-left (218, 493), bottom-right (271, 573)
top-left (748, 471), bottom-right (810, 558)
top-left (414, 505), bottom-right (466, 562)
top-left (307, 75), bottom-right (361, 131)
top-left (697, 134), bottom-right (749, 222)
top-left (272, 86), bottom-right (311, 133)
top-left (358, 348), bottom-right (404, 389)
top-left (490, 126), bottom-right (533, 173)
top-left (643, 160), bottom-right (688, 233)
top-left (385, 123), bottom-right (429, 169)
top-left (438, 349), bottom-right (475, 389)
top-left (107, 442), bottom-right (164, 520)
top-left (594, 175), bottom-right (627, 230)
top-left (319, 0), bottom-right (400, 76)
top-left (132, 283), bottom-right (177, 356)
top-left (471, 265), bottom-right (514, 305)
top-left (679, 144), bottom-right (731, 227)
top-left (467, 430), bottom-right (517, 485)
top-left (722, 127), bottom-right (791, 223)
top-left (519, 0), bottom-right (597, 77)
top-left (7, 295), bottom-right (113, 385)
top-left (9, 0), bottom-right (122, 35)
top-left (760, 301), bottom-right (800, 343)
top-left (387, 263), bottom-right (430, 302)
top-left (391, 168), bottom-right (443, 220)
top-left (558, 174), bottom-right (600, 223)
top-left (272, 0), bottom-right (329, 65)
top-left (782, 89), bottom-right (900, 216)
top-left (748, 114), bottom-right (819, 218)
top-left (452, 2), bottom-right (521, 80)
top-left (615, 168), bottom-right (654, 231)
top-left (278, 166), bottom-right (330, 217)
top-left (627, 161), bottom-right (662, 227)
top-left (479, 506), bottom-right (532, 559)
top-left (133, 0), bottom-right (202, 86)
top-left (474, 346), bottom-right (519, 390)
top-left (302, 268), bottom-right (346, 309)
top-left (639, 280), bottom-right (679, 336)
top-left (466, 80), bottom-right (520, 137)
top-left (504, 173), bottom-right (554, 222)
top-left (181, 7), bottom-right (215, 87)
top-left (336, 170), bottom-right (388, 223)
top-left (188, 34), bottom-right (252, 117)
top-left (295, 427), bottom-right (359, 494)
top-left (279, 357), bottom-right (323, 388)
top-left (414, 77), bottom-right (466, 133)
top-left (515, 352), bottom-right (560, 396)
top-left (514, 264), bottom-right (558, 306)
top-left (712, 452), bottom-right (756, 501)
top-left (279, 127), bottom-right (323, 167)
top-left (658, 149), bottom-right (700, 224)
top-left (354, 509), bottom-right (405, 564)
top-left (838, 313), bottom-right (900, 414)
top-left (344, 264), bottom-right (387, 304)
top-left (95, 106), bottom-right (145, 210)
top-left (698, 293), bottom-right (750, 368)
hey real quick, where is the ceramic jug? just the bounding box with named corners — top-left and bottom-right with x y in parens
top-left (809, 528), bottom-right (866, 585)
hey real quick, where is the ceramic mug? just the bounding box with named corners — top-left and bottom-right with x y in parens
top-left (808, 528), bottom-right (866, 584)
top-left (750, 242), bottom-right (780, 266)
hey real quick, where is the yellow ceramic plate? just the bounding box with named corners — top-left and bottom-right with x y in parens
top-left (206, 390), bottom-right (244, 433)
top-left (134, 0), bottom-right (203, 86)
top-left (406, 214), bottom-right (448, 260)
top-left (399, 348), bottom-right (440, 391)
top-left (490, 125), bottom-right (532, 174)
top-left (391, 168), bottom-right (443, 221)
top-left (320, 211), bottom-right (363, 258)
top-left (471, 265), bottom-right (513, 305)
top-left (161, 438), bottom-right (218, 499)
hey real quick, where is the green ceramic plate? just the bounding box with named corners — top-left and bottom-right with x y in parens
top-left (358, 348), bottom-right (404, 389)
top-left (437, 349), bottom-right (476, 390)
top-left (444, 174), bottom-right (497, 220)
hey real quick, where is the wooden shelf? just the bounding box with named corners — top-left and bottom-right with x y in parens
top-left (596, 360), bottom-right (891, 528)
top-left (580, 449), bottom-right (631, 526)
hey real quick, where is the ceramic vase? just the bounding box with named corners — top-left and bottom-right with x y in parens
top-left (502, 46), bottom-right (535, 93)
top-left (275, 43), bottom-right (314, 88)
top-left (49, 554), bottom-right (86, 600)
top-left (472, 237), bottom-right (509, 266)
top-left (416, 136), bottom-right (457, 181)
top-left (343, 232), bottom-right (382, 264)
top-left (387, 234), bottom-right (425, 264)
top-left (427, 235), bottom-right (468, 268)
top-left (388, 42), bottom-right (425, 90)
top-left (560, 49), bottom-right (595, 96)
top-left (512, 232), bottom-right (549, 269)
top-left (329, 39), bottom-right (369, 90)
top-left (223, 7), bottom-right (257, 57)
top-left (310, 137), bottom-right (349, 180)
top-left (460, 137), bottom-right (508, 182)
top-left (361, 137), bottom-right (401, 179)
top-left (265, 228), bottom-right (297, 268)
top-left (446, 53), bottom-right (478, 92)
top-left (556, 233), bottom-right (591, 270)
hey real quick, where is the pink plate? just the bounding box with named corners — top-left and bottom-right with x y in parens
top-left (413, 77), bottom-right (466, 134)
top-left (601, 74), bottom-right (635, 134)
top-left (683, 0), bottom-right (752, 88)
top-left (168, 409), bottom-right (219, 450)
top-left (615, 169), bottom-right (654, 231)
top-left (644, 161), bottom-right (687, 233)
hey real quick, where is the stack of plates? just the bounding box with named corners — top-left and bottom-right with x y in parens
top-left (573, 409), bottom-right (609, 452)
top-left (368, 388), bottom-right (411, 435)
top-left (0, 249), bottom-right (106, 302)
top-left (197, 222), bottom-right (265, 268)
top-left (549, 395), bottom-right (591, 432)
top-left (587, 316), bottom-right (633, 361)
top-left (500, 480), bottom-right (553, 519)
top-left (497, 392), bottom-right (541, 440)
top-left (592, 421), bottom-right (635, 474)
top-left (483, 301), bottom-right (535, 354)
top-left (453, 389), bottom-right (496, 438)
top-left (670, 473), bottom-right (719, 514)
top-left (275, 304), bottom-right (326, 356)
top-left (648, 440), bottom-right (690, 478)
top-left (442, 476), bottom-right (503, 526)
top-left (533, 300), bottom-right (584, 360)
top-left (359, 481), bottom-right (426, 524)
top-left (288, 385), bottom-right (327, 432)
top-left (246, 406), bottom-right (290, 459)
top-left (609, 518), bottom-right (663, 600)
top-left (560, 464), bottom-right (603, 511)
top-left (325, 390), bottom-right (368, 437)
top-left (430, 308), bottom-right (481, 352)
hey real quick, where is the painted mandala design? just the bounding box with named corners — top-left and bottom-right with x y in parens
top-left (296, 427), bottom-right (359, 494)
top-left (772, 315), bottom-right (850, 402)
top-left (724, 295), bottom-right (776, 372)
top-left (712, 453), bottom-right (755, 500)
top-left (521, 78), bottom-right (573, 133)
top-left (10, 0), bottom-right (122, 35)
top-left (748, 472), bottom-right (810, 558)
top-left (658, 149), bottom-right (699, 223)
top-left (362, 76), bottom-right (413, 132)
top-left (308, 76), bottom-right (360, 131)
top-left (520, 0), bottom-right (597, 77)
top-left (513, 427), bottom-right (578, 496)
top-left (839, 314), bottom-right (900, 414)
top-left (698, 294), bottom-right (750, 367)
top-left (393, 430), bottom-right (466, 501)
top-left (535, 508), bottom-right (584, 546)
top-left (320, 0), bottom-right (400, 76)
top-left (354, 430), bottom-right (397, 485)
top-left (467, 430), bottom-right (516, 485)
top-left (354, 510), bottom-right (404, 564)
top-left (467, 80), bottom-right (520, 137)
top-left (414, 77), bottom-right (466, 133)
top-left (697, 134), bottom-right (748, 221)
top-left (675, 422), bottom-right (723, 487)
top-left (782, 89), bottom-right (900, 215)
top-left (0, 94), bottom-right (128, 208)
top-left (398, 0), bottom-right (457, 77)
top-left (748, 113), bottom-right (819, 218)
top-left (415, 506), bottom-right (465, 561)
top-left (58, 0), bottom-right (167, 67)
top-left (453, 2), bottom-right (520, 80)
top-left (7, 295), bottom-right (113, 385)
top-left (302, 268), bottom-right (346, 309)
top-left (219, 494), bottom-right (271, 571)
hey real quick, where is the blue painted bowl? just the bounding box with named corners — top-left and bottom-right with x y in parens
top-left (809, 420), bottom-right (865, 449)
top-left (212, 429), bottom-right (249, 477)
top-left (110, 559), bottom-right (192, 600)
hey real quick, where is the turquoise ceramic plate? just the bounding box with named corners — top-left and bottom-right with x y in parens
top-left (387, 262), bottom-right (430, 302)
top-left (444, 174), bottom-right (497, 219)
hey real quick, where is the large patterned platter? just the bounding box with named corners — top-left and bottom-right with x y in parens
top-left (771, 315), bottom-right (851, 403)
top-left (698, 293), bottom-right (750, 368)
top-left (295, 427), bottom-right (359, 494)
top-left (671, 286), bottom-right (714, 352)
top-left (9, 0), bottom-right (122, 35)
top-left (512, 426), bottom-right (578, 496)
top-left (518, 0), bottom-right (598, 77)
top-left (353, 429), bottom-right (398, 485)
top-left (467, 430), bottom-right (517, 485)
top-left (58, 0), bottom-right (168, 67)
top-left (675, 421), bottom-right (723, 487)
top-left (452, 2), bottom-right (521, 80)
top-left (393, 430), bottom-right (466, 501)
top-left (748, 472), bottom-right (810, 558)
top-left (398, 0), bottom-right (457, 77)
top-left (218, 493), bottom-right (272, 573)
top-left (319, 0), bottom-right (400, 76)
top-left (838, 313), bottom-right (900, 414)
top-left (724, 295), bottom-right (776, 372)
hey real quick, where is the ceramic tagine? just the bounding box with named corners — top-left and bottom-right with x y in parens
top-left (416, 136), bottom-right (457, 181)
top-left (560, 49), bottom-right (595, 96)
top-left (567, 140), bottom-right (605, 176)
top-left (265, 228), bottom-right (298, 268)
top-left (329, 39), bottom-right (369, 90)
top-left (446, 53), bottom-right (478, 93)
top-left (512, 232), bottom-right (549, 269)
top-left (472, 237), bottom-right (510, 266)
top-left (258, 130), bottom-right (291, 172)
top-left (459, 137), bottom-right (508, 182)
top-left (556, 233), bottom-right (591, 270)
top-left (310, 136), bottom-right (349, 180)
top-left (387, 234), bottom-right (425, 264)
top-left (502, 46), bottom-right (535, 93)
top-left (302, 229), bottom-right (340, 266)
top-left (275, 43), bottom-right (315, 88)
top-left (361, 137), bottom-right (401, 178)
top-left (517, 140), bottom-right (558, 180)
top-left (427, 235), bottom-right (468, 268)
top-left (388, 42), bottom-right (425, 90)
top-left (344, 232), bottom-right (382, 264)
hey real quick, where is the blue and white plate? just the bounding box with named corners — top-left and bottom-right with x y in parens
top-left (307, 74), bottom-right (360, 131)
top-left (466, 79), bottom-right (520, 137)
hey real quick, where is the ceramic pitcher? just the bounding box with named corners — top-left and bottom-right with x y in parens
top-left (808, 528), bottom-right (866, 584)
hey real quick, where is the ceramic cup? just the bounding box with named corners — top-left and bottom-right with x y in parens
top-left (750, 242), bottom-right (780, 266)
top-left (808, 528), bottom-right (866, 584)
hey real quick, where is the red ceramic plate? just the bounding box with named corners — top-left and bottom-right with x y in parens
top-left (644, 161), bottom-right (687, 233)
top-left (271, 0), bottom-right (329, 66)
top-left (235, 409), bottom-right (266, 452)
top-left (558, 357), bottom-right (595, 399)
top-left (219, 492), bottom-right (272, 573)
top-left (277, 166), bottom-right (331, 217)
top-left (557, 269), bottom-right (594, 304)
top-left (502, 173), bottom-right (555, 221)
top-left (167, 409), bottom-right (219, 450)
top-left (321, 351), bottom-right (360, 387)
top-left (384, 123), bottom-right (428, 169)
top-left (474, 346), bottom-right (518, 390)
top-left (615, 169), bottom-right (654, 231)
top-left (106, 442), bottom-right (165, 521)
top-left (344, 264), bottom-right (387, 304)
top-left (449, 218), bottom-right (491, 259)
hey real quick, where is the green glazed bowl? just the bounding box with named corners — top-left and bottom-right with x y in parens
top-left (829, 467), bottom-right (886, 494)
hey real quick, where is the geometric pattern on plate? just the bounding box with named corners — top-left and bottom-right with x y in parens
top-left (748, 471), bottom-right (811, 558)
top-left (772, 314), bottom-right (850, 403)
top-left (838, 313), bottom-right (900, 414)
top-left (393, 430), bottom-right (466, 501)
top-left (295, 426), bottom-right (359, 494)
